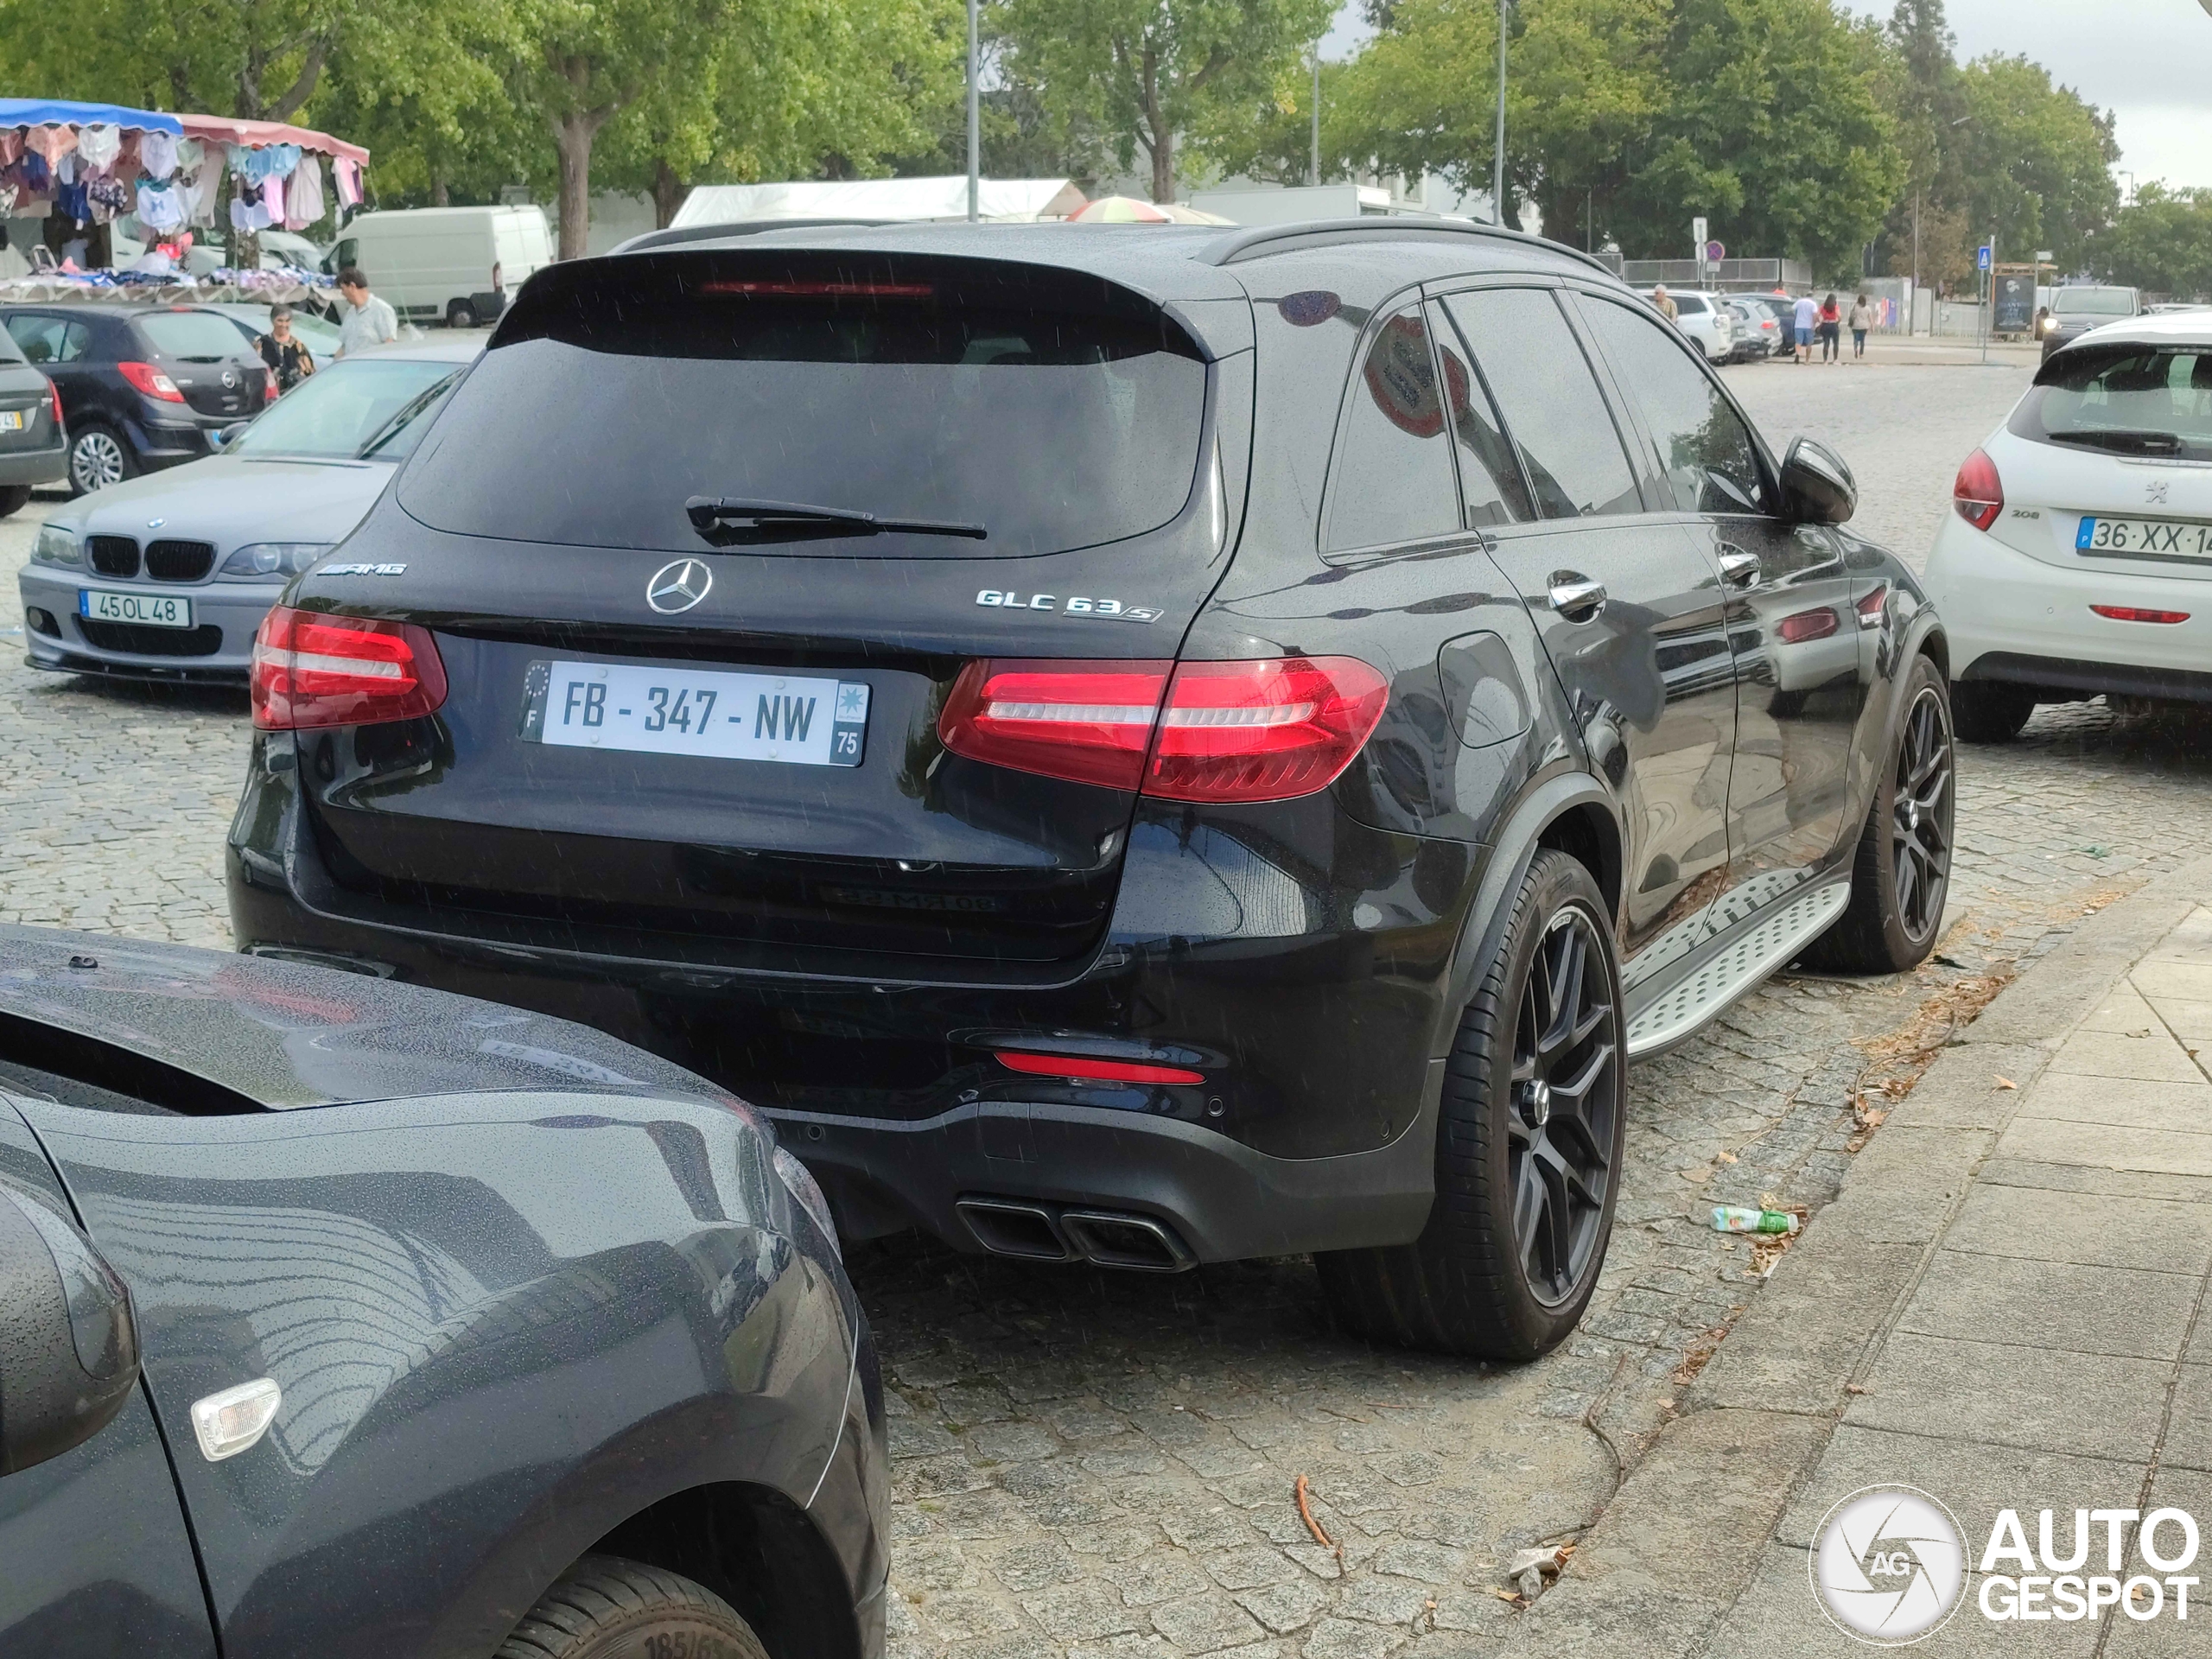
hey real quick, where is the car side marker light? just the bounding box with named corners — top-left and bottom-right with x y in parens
top-left (192, 1377), bottom-right (283, 1461)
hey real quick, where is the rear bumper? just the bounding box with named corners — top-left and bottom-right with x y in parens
top-left (1924, 512), bottom-right (2212, 698)
top-left (226, 738), bottom-right (1481, 1263)
top-left (0, 440), bottom-right (66, 486)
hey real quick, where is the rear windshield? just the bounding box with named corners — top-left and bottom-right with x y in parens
top-left (397, 253), bottom-right (1210, 557)
top-left (136, 310), bottom-right (253, 360)
top-left (2010, 346), bottom-right (2212, 461)
top-left (2051, 289), bottom-right (2134, 317)
top-left (232, 358), bottom-right (463, 461)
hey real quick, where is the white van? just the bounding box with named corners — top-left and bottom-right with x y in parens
top-left (324, 206), bottom-right (553, 328)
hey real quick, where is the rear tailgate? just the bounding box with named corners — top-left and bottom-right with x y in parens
top-left (286, 246), bottom-right (1254, 977)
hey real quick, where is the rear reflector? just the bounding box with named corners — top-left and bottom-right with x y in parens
top-left (940, 657), bottom-right (1389, 804)
top-left (995, 1051), bottom-right (1205, 1085)
top-left (251, 606), bottom-right (448, 731)
top-left (2091, 605), bottom-right (2190, 624)
top-left (1776, 607), bottom-right (1840, 644)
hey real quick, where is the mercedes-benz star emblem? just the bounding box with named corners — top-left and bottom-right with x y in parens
top-left (646, 558), bottom-right (713, 614)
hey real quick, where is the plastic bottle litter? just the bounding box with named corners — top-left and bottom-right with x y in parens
top-left (1711, 1205), bottom-right (1801, 1236)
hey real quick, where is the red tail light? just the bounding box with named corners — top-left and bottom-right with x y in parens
top-left (2091, 605), bottom-right (2190, 624)
top-left (940, 656), bottom-right (1389, 804)
top-left (1776, 607), bottom-right (1840, 644)
top-left (45, 377), bottom-right (61, 429)
top-left (118, 360), bottom-right (186, 403)
top-left (995, 1051), bottom-right (1205, 1085)
top-left (251, 606), bottom-right (448, 731)
top-left (1953, 448), bottom-right (2002, 531)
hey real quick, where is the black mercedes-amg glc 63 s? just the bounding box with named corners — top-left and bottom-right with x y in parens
top-left (228, 219), bottom-right (1955, 1358)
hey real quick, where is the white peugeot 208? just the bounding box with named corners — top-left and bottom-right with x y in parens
top-left (1924, 309), bottom-right (2212, 741)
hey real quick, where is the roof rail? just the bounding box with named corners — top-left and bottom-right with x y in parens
top-left (609, 218), bottom-right (892, 256)
top-left (1201, 216), bottom-right (1616, 277)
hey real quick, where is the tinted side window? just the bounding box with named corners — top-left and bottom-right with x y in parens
top-left (1440, 289), bottom-right (1641, 520)
top-left (1578, 295), bottom-right (1766, 514)
top-left (1425, 300), bottom-right (1529, 526)
top-left (1321, 304), bottom-right (1461, 552)
top-left (1674, 296), bottom-right (1708, 315)
top-left (6, 315), bottom-right (87, 365)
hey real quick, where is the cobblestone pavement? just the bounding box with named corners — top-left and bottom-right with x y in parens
top-left (1, 360), bottom-right (2208, 1659)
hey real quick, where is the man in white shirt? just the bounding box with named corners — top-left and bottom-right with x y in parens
top-left (335, 267), bottom-right (398, 358)
top-left (1791, 292), bottom-right (1818, 365)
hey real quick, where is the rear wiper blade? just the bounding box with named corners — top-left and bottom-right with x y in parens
top-left (685, 495), bottom-right (987, 544)
top-left (2046, 429), bottom-right (2184, 454)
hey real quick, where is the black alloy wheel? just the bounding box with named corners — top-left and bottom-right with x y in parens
top-left (1510, 904), bottom-right (1621, 1307)
top-left (1802, 654), bottom-right (1956, 974)
top-left (1316, 849), bottom-right (1628, 1359)
top-left (1890, 684), bottom-right (1953, 944)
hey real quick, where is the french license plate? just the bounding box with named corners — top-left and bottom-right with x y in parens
top-left (0, 410), bottom-right (22, 431)
top-left (79, 589), bottom-right (193, 629)
top-left (521, 660), bottom-right (869, 768)
top-left (2076, 517), bottom-right (2212, 561)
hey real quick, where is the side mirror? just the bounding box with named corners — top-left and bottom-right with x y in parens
top-left (213, 421), bottom-right (251, 448)
top-left (1780, 436), bottom-right (1857, 525)
top-left (0, 1181), bottom-right (140, 1476)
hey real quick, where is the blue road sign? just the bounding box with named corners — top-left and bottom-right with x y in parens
top-left (1978, 245), bottom-right (1993, 270)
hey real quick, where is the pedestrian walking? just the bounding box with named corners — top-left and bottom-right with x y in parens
top-left (253, 306), bottom-right (316, 393)
top-left (1848, 293), bottom-right (1872, 359)
top-left (1818, 292), bottom-right (1842, 364)
top-left (1791, 291), bottom-right (1818, 364)
top-left (335, 267), bottom-right (398, 358)
top-left (1650, 284), bottom-right (1678, 321)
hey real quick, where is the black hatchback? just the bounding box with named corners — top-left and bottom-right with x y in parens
top-left (0, 305), bottom-right (272, 494)
top-left (229, 219), bottom-right (1958, 1358)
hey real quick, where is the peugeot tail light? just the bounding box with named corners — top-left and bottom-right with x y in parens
top-left (1952, 448), bottom-right (2003, 531)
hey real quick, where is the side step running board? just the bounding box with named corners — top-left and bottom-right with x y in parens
top-left (1624, 880), bottom-right (1851, 1059)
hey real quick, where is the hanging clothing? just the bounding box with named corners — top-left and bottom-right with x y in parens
top-left (261, 174), bottom-right (285, 225)
top-left (109, 131), bottom-right (141, 181)
top-left (24, 124), bottom-right (77, 167)
top-left (73, 124), bottom-right (121, 172)
top-left (86, 175), bottom-right (129, 223)
top-left (264, 143), bottom-right (302, 181)
top-left (229, 192), bottom-right (272, 232)
top-left (15, 151), bottom-right (53, 195)
top-left (283, 158), bottom-right (325, 230)
top-left (135, 177), bottom-right (185, 233)
top-left (0, 131), bottom-right (21, 168)
top-left (174, 137), bottom-right (204, 178)
top-left (333, 156), bottom-right (363, 209)
top-left (226, 143), bottom-right (255, 181)
top-left (185, 165), bottom-right (219, 226)
top-left (138, 129), bottom-right (178, 181)
top-left (54, 179), bottom-right (90, 225)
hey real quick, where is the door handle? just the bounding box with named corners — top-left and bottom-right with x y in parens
top-left (1718, 548), bottom-right (1762, 589)
top-left (1548, 572), bottom-right (1607, 622)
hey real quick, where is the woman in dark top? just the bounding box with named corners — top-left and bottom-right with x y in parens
top-left (253, 306), bottom-right (316, 393)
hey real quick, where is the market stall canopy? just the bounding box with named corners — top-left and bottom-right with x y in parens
top-left (175, 114), bottom-right (367, 164)
top-left (0, 99), bottom-right (183, 135)
top-left (1068, 196), bottom-right (1231, 225)
top-left (671, 176), bottom-right (1086, 227)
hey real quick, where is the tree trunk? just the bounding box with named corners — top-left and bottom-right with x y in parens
top-left (1149, 131), bottom-right (1174, 204)
top-left (553, 114), bottom-right (599, 261)
top-left (652, 157), bottom-right (684, 229)
top-left (431, 175), bottom-right (450, 207)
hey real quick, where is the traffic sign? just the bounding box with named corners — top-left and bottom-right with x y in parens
top-left (2034, 250), bottom-right (2053, 263)
top-left (1692, 216), bottom-right (1707, 257)
top-left (1977, 245), bottom-right (1993, 270)
top-left (1706, 240), bottom-right (1726, 263)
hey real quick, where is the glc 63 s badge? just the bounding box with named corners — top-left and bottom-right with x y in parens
top-left (976, 589), bottom-right (1163, 623)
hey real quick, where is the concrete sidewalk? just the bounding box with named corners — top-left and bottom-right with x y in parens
top-left (1508, 855), bottom-right (2212, 1657)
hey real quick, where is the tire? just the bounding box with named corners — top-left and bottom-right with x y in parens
top-left (0, 485), bottom-right (30, 518)
top-left (496, 1554), bottom-right (770, 1659)
top-left (1317, 849), bottom-right (1627, 1359)
top-left (1951, 679), bottom-right (2033, 743)
top-left (1800, 655), bottom-right (1955, 975)
top-left (67, 424), bottom-right (135, 495)
top-left (448, 302), bottom-right (478, 329)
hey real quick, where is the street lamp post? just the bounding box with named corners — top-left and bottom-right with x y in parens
top-left (1493, 0), bottom-right (1508, 227)
top-left (1311, 48), bottom-right (1321, 187)
top-left (966, 0), bottom-right (980, 223)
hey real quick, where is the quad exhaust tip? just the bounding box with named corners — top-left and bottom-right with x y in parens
top-left (956, 1198), bottom-right (1194, 1273)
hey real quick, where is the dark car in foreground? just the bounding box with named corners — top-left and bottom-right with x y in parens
top-left (0, 925), bottom-right (885, 1659)
top-left (20, 339), bottom-right (475, 684)
top-left (1, 304), bottom-right (273, 494)
top-left (229, 218), bottom-right (1955, 1358)
top-left (0, 319), bottom-right (66, 514)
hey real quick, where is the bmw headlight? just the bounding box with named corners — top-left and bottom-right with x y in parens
top-left (29, 524), bottom-right (80, 568)
top-left (773, 1145), bottom-right (841, 1260)
top-left (219, 543), bottom-right (330, 581)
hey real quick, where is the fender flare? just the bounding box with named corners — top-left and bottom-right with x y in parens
top-left (1433, 768), bottom-right (1623, 1059)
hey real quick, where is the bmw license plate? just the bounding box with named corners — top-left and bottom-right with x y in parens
top-left (520, 660), bottom-right (869, 768)
top-left (2076, 517), bottom-right (2212, 562)
top-left (79, 588), bottom-right (193, 629)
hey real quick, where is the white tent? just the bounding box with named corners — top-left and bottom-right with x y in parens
top-left (671, 177), bottom-right (1087, 229)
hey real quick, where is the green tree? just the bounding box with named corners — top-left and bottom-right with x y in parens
top-left (2097, 186), bottom-right (2212, 300)
top-left (1950, 53), bottom-right (2118, 274)
top-left (993, 0), bottom-right (1336, 201)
